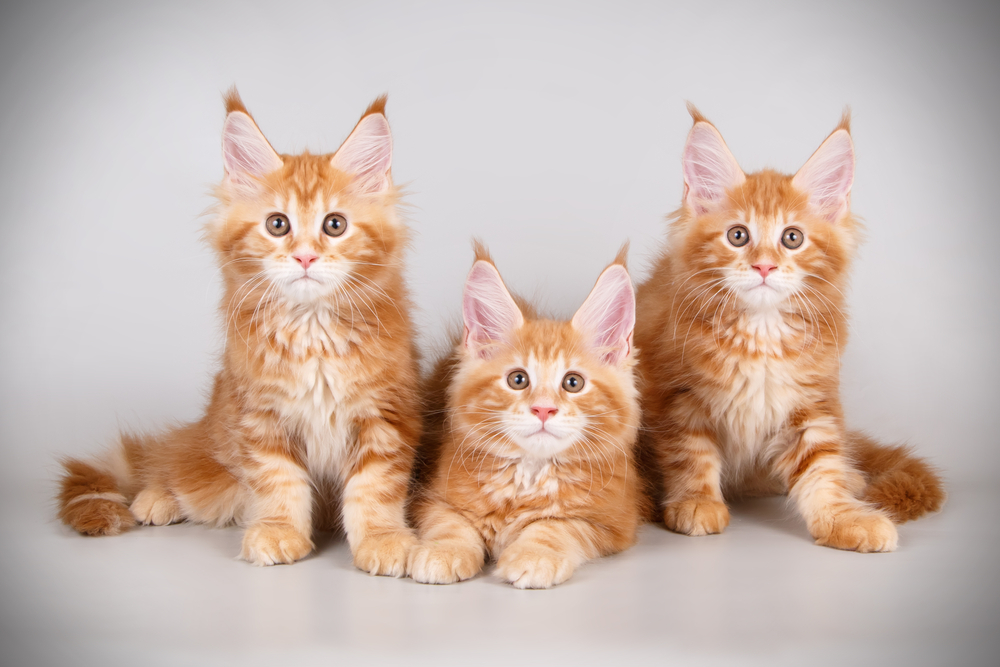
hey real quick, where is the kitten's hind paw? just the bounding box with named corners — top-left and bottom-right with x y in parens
top-left (811, 508), bottom-right (898, 553)
top-left (496, 543), bottom-right (576, 589)
top-left (408, 541), bottom-right (483, 584)
top-left (130, 488), bottom-right (182, 526)
top-left (353, 530), bottom-right (418, 577)
top-left (240, 522), bottom-right (313, 565)
top-left (664, 498), bottom-right (730, 536)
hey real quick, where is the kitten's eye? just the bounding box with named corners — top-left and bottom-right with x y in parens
top-left (781, 227), bottom-right (804, 249)
top-left (727, 226), bottom-right (750, 247)
top-left (506, 370), bottom-right (529, 390)
top-left (562, 372), bottom-right (585, 393)
top-left (265, 214), bottom-right (290, 237)
top-left (323, 213), bottom-right (348, 237)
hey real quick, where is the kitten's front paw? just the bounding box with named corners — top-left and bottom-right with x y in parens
top-left (664, 498), bottom-right (730, 536)
top-left (353, 530), bottom-right (418, 577)
top-left (130, 488), bottom-right (182, 526)
top-left (496, 543), bottom-right (575, 589)
top-left (408, 541), bottom-right (484, 584)
top-left (811, 508), bottom-right (898, 553)
top-left (240, 522), bottom-right (313, 566)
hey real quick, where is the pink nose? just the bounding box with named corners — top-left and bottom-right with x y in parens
top-left (294, 253), bottom-right (319, 269)
top-left (531, 405), bottom-right (557, 424)
top-left (752, 263), bottom-right (776, 278)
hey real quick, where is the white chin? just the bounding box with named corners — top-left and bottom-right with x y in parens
top-left (282, 279), bottom-right (331, 303)
top-left (741, 286), bottom-right (784, 309)
top-left (515, 431), bottom-right (573, 457)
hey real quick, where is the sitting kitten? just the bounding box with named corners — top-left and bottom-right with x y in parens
top-left (58, 90), bottom-right (420, 573)
top-left (409, 246), bottom-right (642, 588)
top-left (635, 107), bottom-right (944, 552)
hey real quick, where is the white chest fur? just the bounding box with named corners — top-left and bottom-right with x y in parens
top-left (709, 311), bottom-right (807, 464)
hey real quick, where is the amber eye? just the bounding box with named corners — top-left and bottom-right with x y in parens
top-left (781, 227), bottom-right (804, 249)
top-left (265, 214), bottom-right (290, 237)
top-left (506, 370), bottom-right (529, 390)
top-left (562, 372), bottom-right (585, 393)
top-left (727, 225), bottom-right (750, 247)
top-left (323, 213), bottom-right (348, 237)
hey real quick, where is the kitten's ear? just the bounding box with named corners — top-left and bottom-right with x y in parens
top-left (682, 105), bottom-right (746, 214)
top-left (792, 116), bottom-right (855, 222)
top-left (463, 260), bottom-right (524, 359)
top-left (572, 263), bottom-right (636, 366)
top-left (331, 97), bottom-right (392, 194)
top-left (221, 90), bottom-right (283, 190)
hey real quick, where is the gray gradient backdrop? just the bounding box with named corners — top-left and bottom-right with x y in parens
top-left (1, 1), bottom-right (997, 665)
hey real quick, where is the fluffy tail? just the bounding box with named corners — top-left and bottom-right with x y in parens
top-left (57, 433), bottom-right (146, 536)
top-left (847, 431), bottom-right (945, 523)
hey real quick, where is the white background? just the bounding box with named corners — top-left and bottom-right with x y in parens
top-left (1, 1), bottom-right (997, 665)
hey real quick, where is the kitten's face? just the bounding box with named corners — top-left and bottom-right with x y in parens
top-left (682, 173), bottom-right (852, 313)
top-left (676, 114), bottom-right (858, 316)
top-left (218, 158), bottom-right (400, 306)
top-left (455, 258), bottom-right (637, 461)
top-left (453, 323), bottom-right (636, 460)
top-left (209, 100), bottom-right (399, 309)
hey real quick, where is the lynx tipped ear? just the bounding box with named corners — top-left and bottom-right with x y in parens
top-left (221, 95), bottom-right (283, 190)
top-left (572, 264), bottom-right (635, 366)
top-left (331, 99), bottom-right (393, 194)
top-left (682, 108), bottom-right (745, 215)
top-left (792, 124), bottom-right (855, 222)
top-left (463, 260), bottom-right (524, 359)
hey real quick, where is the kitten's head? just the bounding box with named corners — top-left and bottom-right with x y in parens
top-left (209, 89), bottom-right (403, 308)
top-left (673, 105), bottom-right (859, 313)
top-left (450, 246), bottom-right (639, 460)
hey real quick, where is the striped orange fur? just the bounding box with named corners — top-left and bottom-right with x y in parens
top-left (409, 245), bottom-right (643, 588)
top-left (634, 108), bottom-right (944, 552)
top-left (58, 89), bottom-right (420, 573)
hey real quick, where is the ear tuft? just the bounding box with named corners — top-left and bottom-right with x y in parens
top-left (572, 264), bottom-right (636, 366)
top-left (223, 86), bottom-right (249, 115)
top-left (462, 260), bottom-right (524, 359)
top-left (682, 115), bottom-right (745, 215)
top-left (331, 102), bottom-right (393, 194)
top-left (792, 126), bottom-right (855, 222)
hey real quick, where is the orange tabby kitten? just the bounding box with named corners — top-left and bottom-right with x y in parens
top-left (635, 107), bottom-right (944, 552)
top-left (409, 246), bottom-right (642, 588)
top-left (58, 90), bottom-right (420, 573)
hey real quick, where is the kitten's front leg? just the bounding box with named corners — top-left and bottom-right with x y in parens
top-left (409, 500), bottom-right (486, 584)
top-left (239, 411), bottom-right (314, 565)
top-left (495, 519), bottom-right (603, 589)
top-left (778, 417), bottom-right (897, 553)
top-left (342, 415), bottom-right (418, 577)
top-left (658, 428), bottom-right (730, 536)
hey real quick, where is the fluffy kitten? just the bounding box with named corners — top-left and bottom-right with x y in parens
top-left (58, 90), bottom-right (420, 573)
top-left (634, 107), bottom-right (944, 552)
top-left (409, 246), bottom-right (642, 588)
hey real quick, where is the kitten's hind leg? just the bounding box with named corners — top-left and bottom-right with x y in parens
top-left (779, 418), bottom-right (897, 553)
top-left (409, 500), bottom-right (485, 585)
top-left (130, 487), bottom-right (182, 526)
top-left (659, 430), bottom-right (730, 536)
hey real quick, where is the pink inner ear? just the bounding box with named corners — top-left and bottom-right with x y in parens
top-left (792, 129), bottom-right (855, 221)
top-left (331, 114), bottom-right (392, 194)
top-left (462, 261), bottom-right (524, 358)
top-left (571, 265), bottom-right (635, 366)
top-left (222, 112), bottom-right (282, 186)
top-left (683, 122), bottom-right (745, 213)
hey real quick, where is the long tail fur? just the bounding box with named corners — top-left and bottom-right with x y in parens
top-left (847, 431), bottom-right (945, 523)
top-left (57, 433), bottom-right (147, 536)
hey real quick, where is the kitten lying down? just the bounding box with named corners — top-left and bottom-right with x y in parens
top-left (409, 244), bottom-right (644, 589)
